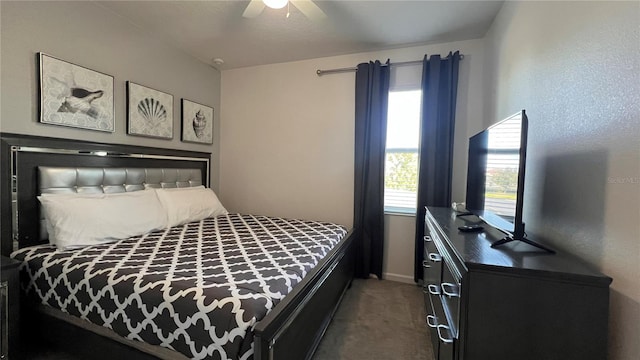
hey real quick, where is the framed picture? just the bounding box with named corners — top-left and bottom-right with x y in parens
top-left (181, 99), bottom-right (213, 144)
top-left (127, 81), bottom-right (173, 139)
top-left (38, 52), bottom-right (115, 132)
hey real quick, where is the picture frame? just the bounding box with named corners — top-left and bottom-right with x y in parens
top-left (127, 81), bottom-right (173, 139)
top-left (38, 52), bottom-right (115, 132)
top-left (181, 99), bottom-right (213, 144)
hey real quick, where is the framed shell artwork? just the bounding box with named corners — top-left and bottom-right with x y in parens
top-left (181, 99), bottom-right (213, 144)
top-left (127, 81), bottom-right (173, 139)
top-left (38, 52), bottom-right (115, 132)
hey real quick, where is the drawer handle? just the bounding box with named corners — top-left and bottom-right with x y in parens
top-left (426, 314), bottom-right (438, 328)
top-left (427, 284), bottom-right (441, 295)
top-left (428, 253), bottom-right (442, 263)
top-left (437, 324), bottom-right (454, 344)
top-left (422, 260), bottom-right (430, 268)
top-left (423, 235), bottom-right (432, 242)
top-left (441, 282), bottom-right (460, 298)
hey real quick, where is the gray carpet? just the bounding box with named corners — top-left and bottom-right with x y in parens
top-left (23, 278), bottom-right (434, 360)
top-left (313, 278), bottom-right (434, 360)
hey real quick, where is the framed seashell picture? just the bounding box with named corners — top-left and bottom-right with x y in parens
top-left (181, 99), bottom-right (213, 144)
top-left (127, 81), bottom-right (173, 139)
top-left (38, 53), bottom-right (115, 132)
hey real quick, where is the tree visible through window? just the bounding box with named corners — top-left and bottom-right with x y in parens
top-left (385, 90), bottom-right (421, 212)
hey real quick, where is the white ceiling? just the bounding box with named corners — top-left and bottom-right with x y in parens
top-left (96, 0), bottom-right (504, 70)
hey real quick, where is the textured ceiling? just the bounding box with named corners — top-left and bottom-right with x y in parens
top-left (96, 0), bottom-right (504, 70)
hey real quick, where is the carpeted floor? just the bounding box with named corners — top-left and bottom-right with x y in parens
top-left (312, 278), bottom-right (434, 360)
top-left (22, 278), bottom-right (433, 360)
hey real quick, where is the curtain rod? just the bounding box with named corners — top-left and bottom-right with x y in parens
top-left (316, 54), bottom-right (464, 76)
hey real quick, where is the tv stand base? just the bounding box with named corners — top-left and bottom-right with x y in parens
top-left (490, 236), bottom-right (556, 253)
top-left (455, 211), bottom-right (474, 217)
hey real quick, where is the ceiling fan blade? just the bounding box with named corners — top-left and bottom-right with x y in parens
top-left (243, 0), bottom-right (265, 18)
top-left (290, 0), bottom-right (327, 21)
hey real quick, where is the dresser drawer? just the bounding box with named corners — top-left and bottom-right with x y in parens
top-left (440, 258), bottom-right (461, 338)
top-left (432, 287), bottom-right (456, 360)
top-left (424, 291), bottom-right (440, 357)
top-left (422, 235), bottom-right (443, 291)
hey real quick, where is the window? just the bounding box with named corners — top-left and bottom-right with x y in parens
top-left (384, 90), bottom-right (421, 213)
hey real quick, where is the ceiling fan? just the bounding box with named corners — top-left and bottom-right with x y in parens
top-left (242, 0), bottom-right (327, 21)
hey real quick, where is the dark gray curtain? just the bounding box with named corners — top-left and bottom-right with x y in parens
top-left (354, 60), bottom-right (389, 279)
top-left (414, 51), bottom-right (460, 282)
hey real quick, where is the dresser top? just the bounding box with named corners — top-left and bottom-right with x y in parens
top-left (426, 206), bottom-right (612, 286)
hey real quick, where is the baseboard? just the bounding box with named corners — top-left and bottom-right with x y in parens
top-left (383, 272), bottom-right (415, 284)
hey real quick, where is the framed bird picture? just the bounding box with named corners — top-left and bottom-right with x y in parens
top-left (38, 52), bottom-right (115, 132)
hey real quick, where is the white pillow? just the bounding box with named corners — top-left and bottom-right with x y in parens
top-left (154, 186), bottom-right (228, 228)
top-left (40, 192), bottom-right (111, 247)
top-left (38, 190), bottom-right (167, 250)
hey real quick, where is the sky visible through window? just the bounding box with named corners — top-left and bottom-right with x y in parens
top-left (386, 90), bottom-right (421, 150)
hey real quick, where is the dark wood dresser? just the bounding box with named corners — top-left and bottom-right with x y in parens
top-left (422, 206), bottom-right (612, 360)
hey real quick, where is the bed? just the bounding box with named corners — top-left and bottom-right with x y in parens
top-left (0, 133), bottom-right (356, 360)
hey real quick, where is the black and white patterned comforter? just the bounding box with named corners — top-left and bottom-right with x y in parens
top-left (11, 214), bottom-right (347, 360)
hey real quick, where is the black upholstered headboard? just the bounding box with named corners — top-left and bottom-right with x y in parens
top-left (0, 133), bottom-right (211, 255)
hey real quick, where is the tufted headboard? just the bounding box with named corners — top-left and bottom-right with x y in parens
top-left (0, 133), bottom-right (211, 254)
top-left (38, 167), bottom-right (203, 194)
top-left (36, 167), bottom-right (203, 241)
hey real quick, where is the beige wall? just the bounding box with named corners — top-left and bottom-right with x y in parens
top-left (220, 39), bottom-right (486, 281)
top-left (0, 1), bottom-right (222, 190)
top-left (484, 1), bottom-right (639, 358)
top-left (383, 214), bottom-right (416, 283)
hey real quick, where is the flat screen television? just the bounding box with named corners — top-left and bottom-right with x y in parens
top-left (465, 110), bottom-right (553, 253)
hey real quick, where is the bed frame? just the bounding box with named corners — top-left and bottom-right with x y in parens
top-left (0, 133), bottom-right (355, 360)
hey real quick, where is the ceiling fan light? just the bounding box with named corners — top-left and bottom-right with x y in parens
top-left (263, 0), bottom-right (288, 10)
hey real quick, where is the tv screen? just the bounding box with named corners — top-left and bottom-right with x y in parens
top-left (465, 110), bottom-right (528, 239)
top-left (465, 111), bottom-right (553, 253)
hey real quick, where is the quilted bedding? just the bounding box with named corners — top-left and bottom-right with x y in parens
top-left (11, 214), bottom-right (347, 360)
